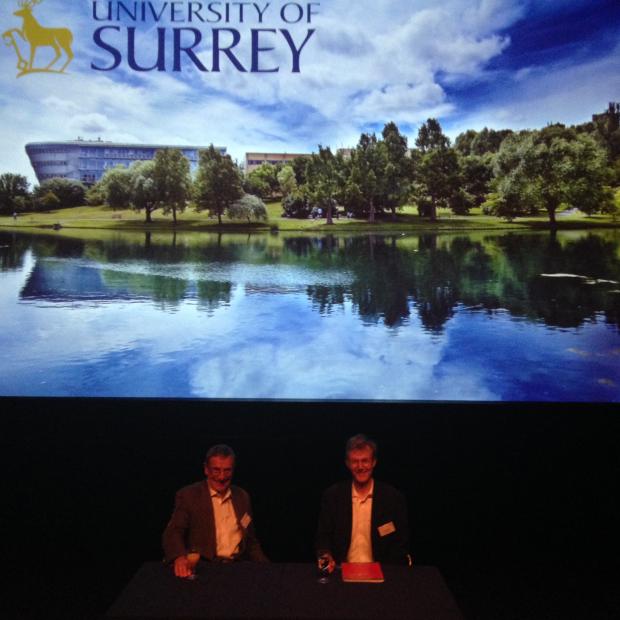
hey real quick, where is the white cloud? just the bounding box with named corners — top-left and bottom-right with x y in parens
top-left (446, 44), bottom-right (620, 138)
top-left (187, 295), bottom-right (497, 400)
top-left (351, 83), bottom-right (455, 125)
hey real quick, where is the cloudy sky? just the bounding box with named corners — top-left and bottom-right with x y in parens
top-left (1, 0), bottom-right (619, 184)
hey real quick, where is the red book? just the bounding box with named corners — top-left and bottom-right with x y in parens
top-left (341, 562), bottom-right (384, 583)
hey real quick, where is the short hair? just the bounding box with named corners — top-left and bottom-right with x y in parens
top-left (345, 434), bottom-right (377, 459)
top-left (204, 444), bottom-right (236, 465)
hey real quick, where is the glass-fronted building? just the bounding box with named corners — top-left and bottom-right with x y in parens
top-left (25, 139), bottom-right (226, 185)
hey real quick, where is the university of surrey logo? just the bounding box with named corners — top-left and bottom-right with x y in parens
top-left (3, 0), bottom-right (73, 77)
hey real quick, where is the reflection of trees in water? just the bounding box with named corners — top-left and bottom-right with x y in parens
top-left (149, 276), bottom-right (187, 310)
top-left (284, 235), bottom-right (341, 258)
top-left (28, 235), bottom-right (86, 259)
top-left (6, 230), bottom-right (620, 329)
top-left (347, 236), bottom-right (412, 328)
top-left (306, 285), bottom-right (345, 315)
top-left (409, 236), bottom-right (495, 331)
top-left (197, 280), bottom-right (232, 313)
top-left (82, 232), bottom-right (271, 266)
top-left (0, 232), bottom-right (32, 270)
top-left (490, 234), bottom-right (620, 330)
top-left (302, 232), bottom-right (620, 331)
top-left (302, 235), bottom-right (494, 330)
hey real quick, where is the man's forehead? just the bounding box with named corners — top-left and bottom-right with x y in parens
top-left (347, 446), bottom-right (374, 460)
top-left (207, 455), bottom-right (235, 468)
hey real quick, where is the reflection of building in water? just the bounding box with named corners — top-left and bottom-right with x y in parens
top-left (19, 258), bottom-right (234, 310)
top-left (244, 152), bottom-right (309, 174)
top-left (20, 259), bottom-right (145, 303)
top-left (25, 139), bottom-right (226, 185)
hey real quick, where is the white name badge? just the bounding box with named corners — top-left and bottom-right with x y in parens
top-left (240, 512), bottom-right (252, 529)
top-left (378, 521), bottom-right (396, 537)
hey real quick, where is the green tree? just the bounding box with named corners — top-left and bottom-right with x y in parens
top-left (130, 160), bottom-right (158, 223)
top-left (592, 102), bottom-right (620, 161)
top-left (100, 165), bottom-right (134, 210)
top-left (281, 191), bottom-right (311, 218)
top-left (152, 148), bottom-right (191, 224)
top-left (85, 181), bottom-right (106, 206)
top-left (348, 133), bottom-right (386, 222)
top-left (304, 146), bottom-right (340, 224)
top-left (415, 148), bottom-right (461, 219)
top-left (493, 131), bottom-right (613, 225)
top-left (381, 121), bottom-right (412, 219)
top-left (194, 146), bottom-right (243, 225)
top-left (0, 173), bottom-right (29, 214)
top-left (412, 119), bottom-right (462, 219)
top-left (33, 178), bottom-right (85, 208)
top-left (291, 156), bottom-right (310, 185)
top-left (277, 165), bottom-right (297, 198)
top-left (460, 153), bottom-right (494, 208)
top-left (454, 129), bottom-right (478, 155)
top-left (415, 118), bottom-right (450, 153)
top-left (245, 163), bottom-right (279, 200)
top-left (342, 178), bottom-right (365, 218)
top-left (455, 127), bottom-right (513, 156)
top-left (36, 190), bottom-right (61, 211)
top-left (227, 194), bottom-right (268, 222)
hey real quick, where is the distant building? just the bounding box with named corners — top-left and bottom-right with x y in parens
top-left (336, 148), bottom-right (353, 159)
top-left (25, 139), bottom-right (226, 185)
top-left (245, 152), bottom-right (309, 174)
top-left (592, 102), bottom-right (620, 131)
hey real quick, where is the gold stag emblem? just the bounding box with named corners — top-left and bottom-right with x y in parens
top-left (3, 0), bottom-right (74, 77)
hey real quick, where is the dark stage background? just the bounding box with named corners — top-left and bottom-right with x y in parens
top-left (2, 398), bottom-right (619, 619)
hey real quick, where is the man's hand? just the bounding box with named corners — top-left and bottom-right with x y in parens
top-left (317, 552), bottom-right (336, 574)
top-left (173, 556), bottom-right (192, 578)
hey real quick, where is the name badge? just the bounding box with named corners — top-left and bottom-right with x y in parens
top-left (240, 512), bottom-right (252, 529)
top-left (378, 521), bottom-right (396, 537)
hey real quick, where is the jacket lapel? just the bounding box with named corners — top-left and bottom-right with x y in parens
top-left (230, 486), bottom-right (248, 557)
top-left (370, 480), bottom-right (380, 550)
top-left (343, 482), bottom-right (353, 549)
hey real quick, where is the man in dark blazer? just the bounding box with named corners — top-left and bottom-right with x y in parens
top-left (315, 434), bottom-right (410, 572)
top-left (163, 444), bottom-right (268, 577)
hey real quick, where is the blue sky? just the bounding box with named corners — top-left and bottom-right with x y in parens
top-left (1, 0), bottom-right (619, 183)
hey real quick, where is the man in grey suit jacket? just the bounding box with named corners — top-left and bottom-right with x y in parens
top-left (315, 434), bottom-right (411, 572)
top-left (163, 444), bottom-right (268, 577)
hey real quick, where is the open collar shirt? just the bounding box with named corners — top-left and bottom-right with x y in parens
top-left (347, 479), bottom-right (374, 563)
top-left (209, 484), bottom-right (242, 559)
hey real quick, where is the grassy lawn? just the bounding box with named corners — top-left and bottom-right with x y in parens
top-left (1, 202), bottom-right (618, 235)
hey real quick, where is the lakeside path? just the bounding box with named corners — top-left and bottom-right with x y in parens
top-left (1, 204), bottom-right (619, 236)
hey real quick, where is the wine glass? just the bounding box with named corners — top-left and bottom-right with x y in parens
top-left (317, 554), bottom-right (330, 584)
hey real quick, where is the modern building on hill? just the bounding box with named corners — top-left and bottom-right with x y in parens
top-left (25, 139), bottom-right (226, 185)
top-left (245, 152), bottom-right (309, 174)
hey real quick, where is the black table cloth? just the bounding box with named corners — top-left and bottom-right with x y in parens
top-left (106, 562), bottom-right (463, 619)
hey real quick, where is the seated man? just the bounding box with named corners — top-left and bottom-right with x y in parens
top-left (315, 434), bottom-right (411, 572)
top-left (162, 444), bottom-right (268, 577)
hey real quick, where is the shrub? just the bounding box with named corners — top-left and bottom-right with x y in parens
top-left (282, 191), bottom-right (311, 218)
top-left (36, 191), bottom-right (61, 211)
top-left (34, 178), bottom-right (86, 208)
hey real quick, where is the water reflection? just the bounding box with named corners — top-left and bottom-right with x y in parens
top-left (5, 230), bottom-right (620, 331)
top-left (1, 229), bottom-right (618, 401)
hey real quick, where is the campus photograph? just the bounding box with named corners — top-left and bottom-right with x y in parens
top-left (1, 1), bottom-right (620, 619)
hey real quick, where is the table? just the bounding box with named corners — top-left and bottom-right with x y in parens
top-left (106, 562), bottom-right (463, 619)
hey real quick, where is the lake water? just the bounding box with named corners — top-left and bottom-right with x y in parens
top-left (0, 229), bottom-right (618, 401)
